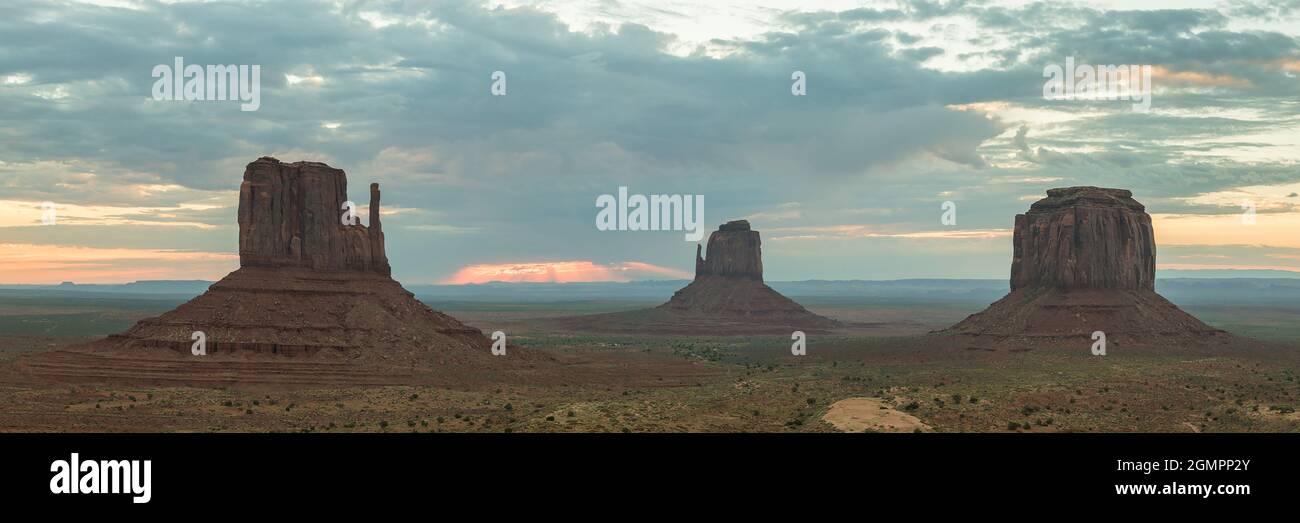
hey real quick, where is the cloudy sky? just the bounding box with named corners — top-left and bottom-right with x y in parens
top-left (2, 0), bottom-right (1299, 284)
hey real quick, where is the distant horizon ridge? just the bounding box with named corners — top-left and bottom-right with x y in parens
top-left (6, 268), bottom-right (1300, 288)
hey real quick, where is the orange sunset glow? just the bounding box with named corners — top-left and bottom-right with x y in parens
top-left (0, 243), bottom-right (237, 284)
top-left (440, 260), bottom-right (692, 284)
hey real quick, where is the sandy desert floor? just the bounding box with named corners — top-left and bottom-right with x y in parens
top-left (0, 299), bottom-right (1297, 433)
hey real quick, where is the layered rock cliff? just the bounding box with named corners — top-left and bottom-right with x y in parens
top-left (31, 158), bottom-right (547, 386)
top-left (561, 220), bottom-right (838, 334)
top-left (695, 220), bottom-right (764, 281)
top-left (945, 187), bottom-right (1220, 342)
top-left (1010, 187), bottom-right (1154, 291)
top-left (238, 157), bottom-right (390, 275)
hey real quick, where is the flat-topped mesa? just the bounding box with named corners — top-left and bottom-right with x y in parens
top-left (1010, 186), bottom-right (1155, 291)
top-left (695, 220), bottom-right (764, 282)
top-left (237, 157), bottom-right (391, 275)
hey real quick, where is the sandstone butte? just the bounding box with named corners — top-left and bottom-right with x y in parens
top-left (943, 186), bottom-right (1223, 344)
top-left (18, 157), bottom-right (548, 387)
top-left (561, 220), bottom-right (840, 334)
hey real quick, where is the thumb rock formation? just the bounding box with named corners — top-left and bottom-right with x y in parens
top-left (23, 158), bottom-right (545, 387)
top-left (562, 220), bottom-right (839, 334)
top-left (238, 158), bottom-right (390, 274)
top-left (695, 219), bottom-right (763, 280)
top-left (945, 187), bottom-right (1221, 344)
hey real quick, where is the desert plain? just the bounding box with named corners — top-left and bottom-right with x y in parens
top-left (0, 283), bottom-right (1296, 433)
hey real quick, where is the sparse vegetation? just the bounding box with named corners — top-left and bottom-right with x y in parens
top-left (1, 296), bottom-right (1298, 434)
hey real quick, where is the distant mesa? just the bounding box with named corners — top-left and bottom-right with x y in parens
top-left (19, 157), bottom-right (545, 387)
top-left (558, 219), bottom-right (840, 334)
top-left (943, 186), bottom-right (1223, 344)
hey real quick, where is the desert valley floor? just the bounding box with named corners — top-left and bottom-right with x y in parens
top-left (0, 291), bottom-right (1298, 433)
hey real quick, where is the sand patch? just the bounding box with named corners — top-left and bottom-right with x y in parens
top-left (823, 397), bottom-right (930, 433)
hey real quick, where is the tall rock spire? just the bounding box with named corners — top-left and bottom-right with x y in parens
top-left (368, 182), bottom-right (390, 276)
top-left (694, 244), bottom-right (706, 278)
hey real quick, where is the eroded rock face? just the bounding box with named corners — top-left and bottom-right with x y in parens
top-left (1010, 187), bottom-right (1154, 291)
top-left (29, 157), bottom-right (544, 386)
top-left (238, 157), bottom-right (390, 275)
top-left (695, 219), bottom-right (763, 281)
top-left (658, 220), bottom-right (836, 331)
top-left (945, 186), bottom-right (1221, 342)
top-left (558, 219), bottom-right (839, 334)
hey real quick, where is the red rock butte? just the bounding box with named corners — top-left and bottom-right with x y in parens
top-left (238, 158), bottom-right (391, 275)
top-left (560, 220), bottom-right (839, 334)
top-left (693, 219), bottom-right (764, 281)
top-left (1010, 187), bottom-right (1154, 291)
top-left (944, 186), bottom-right (1222, 343)
top-left (18, 158), bottom-right (547, 387)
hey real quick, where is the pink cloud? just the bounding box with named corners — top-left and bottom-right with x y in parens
top-left (440, 260), bottom-right (690, 284)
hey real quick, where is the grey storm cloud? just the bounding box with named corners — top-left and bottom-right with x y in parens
top-left (0, 0), bottom-right (1009, 223)
top-left (1, 0), bottom-right (1298, 281)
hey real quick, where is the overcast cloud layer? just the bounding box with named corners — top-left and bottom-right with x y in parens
top-left (2, 0), bottom-right (1299, 284)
